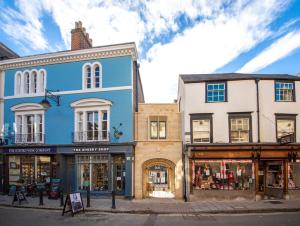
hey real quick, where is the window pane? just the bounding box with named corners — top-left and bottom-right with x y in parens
top-left (207, 83), bottom-right (226, 102)
top-left (277, 119), bottom-right (294, 138)
top-left (275, 82), bottom-right (294, 101)
top-left (230, 118), bottom-right (250, 142)
top-left (150, 122), bottom-right (158, 139)
top-left (193, 119), bottom-right (210, 143)
top-left (159, 122), bottom-right (166, 138)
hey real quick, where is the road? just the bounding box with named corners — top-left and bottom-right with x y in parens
top-left (0, 207), bottom-right (300, 226)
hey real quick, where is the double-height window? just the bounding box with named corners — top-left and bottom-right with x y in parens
top-left (150, 116), bottom-right (166, 139)
top-left (82, 62), bottom-right (102, 89)
top-left (190, 113), bottom-right (213, 143)
top-left (275, 81), bottom-right (295, 102)
top-left (206, 82), bottom-right (227, 102)
top-left (229, 113), bottom-right (252, 143)
top-left (276, 114), bottom-right (296, 142)
top-left (11, 103), bottom-right (45, 144)
top-left (14, 69), bottom-right (46, 96)
top-left (71, 98), bottom-right (111, 142)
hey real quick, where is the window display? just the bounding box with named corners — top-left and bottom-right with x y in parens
top-left (288, 161), bottom-right (300, 190)
top-left (77, 155), bottom-right (109, 191)
top-left (192, 160), bottom-right (253, 190)
top-left (266, 161), bottom-right (283, 189)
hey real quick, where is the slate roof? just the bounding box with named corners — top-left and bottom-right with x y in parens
top-left (0, 42), bottom-right (19, 60)
top-left (180, 73), bottom-right (300, 83)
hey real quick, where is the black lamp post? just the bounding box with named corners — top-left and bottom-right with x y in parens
top-left (40, 89), bottom-right (60, 108)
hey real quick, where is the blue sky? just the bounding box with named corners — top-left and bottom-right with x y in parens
top-left (1, 0), bottom-right (300, 102)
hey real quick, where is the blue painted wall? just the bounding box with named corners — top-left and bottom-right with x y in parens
top-left (3, 56), bottom-right (134, 144)
top-left (4, 56), bottom-right (132, 96)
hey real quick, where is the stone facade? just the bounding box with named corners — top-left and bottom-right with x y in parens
top-left (134, 103), bottom-right (183, 199)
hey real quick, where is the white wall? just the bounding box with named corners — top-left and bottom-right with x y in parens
top-left (179, 78), bottom-right (300, 144)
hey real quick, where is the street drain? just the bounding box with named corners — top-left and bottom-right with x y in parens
top-left (269, 201), bottom-right (283, 204)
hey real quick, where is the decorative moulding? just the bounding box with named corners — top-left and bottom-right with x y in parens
top-left (0, 44), bottom-right (137, 70)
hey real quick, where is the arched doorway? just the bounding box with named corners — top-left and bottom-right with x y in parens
top-left (142, 158), bottom-right (175, 198)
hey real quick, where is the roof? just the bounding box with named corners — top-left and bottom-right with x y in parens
top-left (180, 73), bottom-right (300, 83)
top-left (0, 42), bottom-right (19, 60)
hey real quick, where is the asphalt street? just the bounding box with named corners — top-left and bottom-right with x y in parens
top-left (0, 207), bottom-right (300, 226)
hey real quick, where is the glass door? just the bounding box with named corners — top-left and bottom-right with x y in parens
top-left (112, 155), bottom-right (125, 194)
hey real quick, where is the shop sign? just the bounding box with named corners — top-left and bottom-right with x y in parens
top-left (5, 147), bottom-right (56, 154)
top-left (73, 147), bottom-right (109, 153)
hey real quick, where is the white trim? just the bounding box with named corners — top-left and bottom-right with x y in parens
top-left (71, 98), bottom-right (112, 108)
top-left (11, 103), bottom-right (46, 112)
top-left (0, 43), bottom-right (137, 70)
top-left (4, 85), bottom-right (133, 99)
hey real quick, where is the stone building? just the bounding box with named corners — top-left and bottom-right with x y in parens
top-left (134, 103), bottom-right (183, 199)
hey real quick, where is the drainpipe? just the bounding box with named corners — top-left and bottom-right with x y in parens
top-left (255, 79), bottom-right (260, 143)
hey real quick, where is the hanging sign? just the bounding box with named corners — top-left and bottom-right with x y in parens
top-left (62, 193), bottom-right (84, 217)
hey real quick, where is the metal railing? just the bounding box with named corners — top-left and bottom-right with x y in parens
top-left (15, 133), bottom-right (45, 144)
top-left (72, 130), bottom-right (109, 143)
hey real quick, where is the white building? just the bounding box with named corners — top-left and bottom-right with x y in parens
top-left (178, 73), bottom-right (300, 201)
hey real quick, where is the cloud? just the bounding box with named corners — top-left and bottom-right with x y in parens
top-left (238, 30), bottom-right (300, 73)
top-left (140, 0), bottom-right (291, 102)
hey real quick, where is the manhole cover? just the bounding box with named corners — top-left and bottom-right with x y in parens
top-left (269, 201), bottom-right (283, 204)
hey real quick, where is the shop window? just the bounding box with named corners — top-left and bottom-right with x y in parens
top-left (276, 114), bottom-right (296, 142)
top-left (192, 160), bottom-right (254, 191)
top-left (275, 81), bottom-right (295, 102)
top-left (77, 155), bottom-right (109, 191)
top-left (288, 162), bottom-right (300, 190)
top-left (149, 116), bottom-right (167, 139)
top-left (229, 113), bottom-right (252, 143)
top-left (190, 113), bottom-right (213, 143)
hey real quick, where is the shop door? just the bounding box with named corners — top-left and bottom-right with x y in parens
top-left (112, 155), bottom-right (125, 194)
top-left (265, 161), bottom-right (284, 199)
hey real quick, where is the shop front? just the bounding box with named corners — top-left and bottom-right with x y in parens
top-left (57, 144), bottom-right (133, 198)
top-left (142, 158), bottom-right (176, 198)
top-left (186, 144), bottom-right (300, 200)
top-left (2, 146), bottom-right (57, 193)
top-left (0, 150), bottom-right (3, 193)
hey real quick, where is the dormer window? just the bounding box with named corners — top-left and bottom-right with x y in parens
top-left (82, 62), bottom-right (102, 89)
top-left (14, 69), bottom-right (47, 96)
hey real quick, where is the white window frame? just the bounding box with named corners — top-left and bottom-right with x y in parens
top-left (11, 103), bottom-right (46, 144)
top-left (71, 98), bottom-right (111, 142)
top-left (14, 69), bottom-right (47, 96)
top-left (82, 62), bottom-right (102, 90)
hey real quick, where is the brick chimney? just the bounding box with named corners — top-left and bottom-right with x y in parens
top-left (71, 21), bottom-right (93, 50)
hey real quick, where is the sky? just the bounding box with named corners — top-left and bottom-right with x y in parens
top-left (1, 0), bottom-right (300, 102)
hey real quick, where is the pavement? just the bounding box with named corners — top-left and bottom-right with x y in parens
top-left (0, 194), bottom-right (300, 214)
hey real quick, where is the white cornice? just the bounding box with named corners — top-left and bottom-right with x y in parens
top-left (0, 43), bottom-right (137, 70)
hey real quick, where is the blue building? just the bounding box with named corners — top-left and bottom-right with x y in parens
top-left (0, 22), bottom-right (144, 198)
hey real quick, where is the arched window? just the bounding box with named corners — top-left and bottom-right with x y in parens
top-left (24, 72), bottom-right (30, 94)
top-left (39, 69), bottom-right (46, 93)
top-left (94, 65), bottom-right (100, 88)
top-left (15, 72), bottom-right (22, 95)
top-left (82, 62), bottom-right (102, 89)
top-left (31, 70), bottom-right (38, 93)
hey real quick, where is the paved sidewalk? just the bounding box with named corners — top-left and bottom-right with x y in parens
top-left (0, 195), bottom-right (300, 214)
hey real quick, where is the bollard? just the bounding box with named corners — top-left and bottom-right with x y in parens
top-left (39, 190), bottom-right (44, 206)
top-left (86, 186), bottom-right (91, 208)
top-left (111, 190), bottom-right (116, 209)
top-left (60, 189), bottom-right (64, 207)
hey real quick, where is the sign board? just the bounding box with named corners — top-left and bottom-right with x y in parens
top-left (4, 147), bottom-right (56, 154)
top-left (73, 147), bottom-right (109, 153)
top-left (62, 193), bottom-right (84, 217)
top-left (12, 191), bottom-right (27, 205)
top-left (49, 178), bottom-right (61, 199)
top-left (278, 134), bottom-right (294, 145)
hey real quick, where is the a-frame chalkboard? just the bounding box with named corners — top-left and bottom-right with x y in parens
top-left (62, 193), bottom-right (85, 217)
top-left (12, 191), bottom-right (28, 205)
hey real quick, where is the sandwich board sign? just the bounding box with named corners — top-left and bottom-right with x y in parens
top-left (62, 193), bottom-right (84, 216)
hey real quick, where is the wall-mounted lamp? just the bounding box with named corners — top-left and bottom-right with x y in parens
top-left (40, 89), bottom-right (60, 108)
top-left (251, 147), bottom-right (262, 162)
top-left (288, 152), bottom-right (298, 162)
